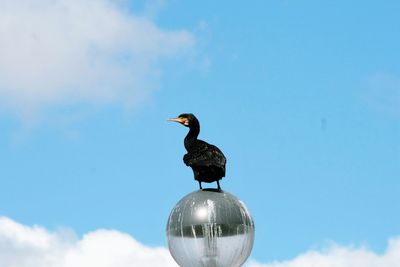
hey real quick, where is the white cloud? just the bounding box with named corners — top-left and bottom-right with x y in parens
top-left (3, 216), bottom-right (399, 267)
top-left (247, 239), bottom-right (400, 267)
top-left (0, 216), bottom-right (178, 267)
top-left (0, 0), bottom-right (194, 120)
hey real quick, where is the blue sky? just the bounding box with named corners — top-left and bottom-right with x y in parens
top-left (0, 0), bottom-right (399, 266)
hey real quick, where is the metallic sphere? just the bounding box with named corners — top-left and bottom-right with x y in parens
top-left (166, 189), bottom-right (255, 267)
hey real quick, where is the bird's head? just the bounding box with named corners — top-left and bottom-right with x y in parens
top-left (168, 113), bottom-right (198, 127)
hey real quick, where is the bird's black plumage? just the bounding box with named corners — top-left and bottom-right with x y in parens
top-left (169, 113), bottom-right (226, 190)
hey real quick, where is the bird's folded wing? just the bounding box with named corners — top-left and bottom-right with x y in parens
top-left (184, 144), bottom-right (226, 167)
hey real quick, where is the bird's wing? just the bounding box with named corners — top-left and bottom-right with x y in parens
top-left (184, 141), bottom-right (226, 168)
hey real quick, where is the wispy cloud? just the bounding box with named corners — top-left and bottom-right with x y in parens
top-left (0, 216), bottom-right (177, 267)
top-left (363, 72), bottom-right (400, 116)
top-left (0, 0), bottom-right (194, 121)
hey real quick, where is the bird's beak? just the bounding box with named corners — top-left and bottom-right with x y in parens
top-left (168, 118), bottom-right (182, 123)
top-left (168, 117), bottom-right (188, 125)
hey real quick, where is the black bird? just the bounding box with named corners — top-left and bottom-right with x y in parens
top-left (169, 113), bottom-right (226, 190)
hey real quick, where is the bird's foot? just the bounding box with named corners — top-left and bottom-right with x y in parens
top-left (217, 180), bottom-right (221, 190)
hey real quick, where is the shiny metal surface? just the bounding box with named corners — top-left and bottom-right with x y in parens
top-left (167, 189), bottom-right (255, 267)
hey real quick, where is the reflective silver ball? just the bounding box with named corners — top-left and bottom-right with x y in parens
top-left (166, 189), bottom-right (255, 267)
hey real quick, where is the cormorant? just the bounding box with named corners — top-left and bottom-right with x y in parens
top-left (168, 113), bottom-right (226, 190)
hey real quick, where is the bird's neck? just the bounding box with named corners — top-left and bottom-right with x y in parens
top-left (184, 124), bottom-right (200, 151)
